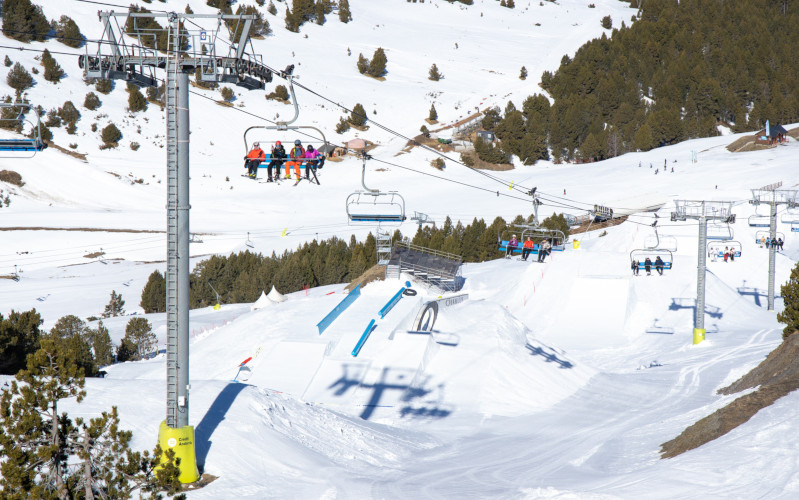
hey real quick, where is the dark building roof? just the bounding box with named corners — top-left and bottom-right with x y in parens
top-left (762, 124), bottom-right (788, 138)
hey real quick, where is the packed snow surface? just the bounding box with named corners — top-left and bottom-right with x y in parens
top-left (1, 0), bottom-right (798, 498)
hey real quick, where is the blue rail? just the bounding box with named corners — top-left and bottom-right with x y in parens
top-left (351, 319), bottom-right (377, 357)
top-left (316, 284), bottom-right (361, 335)
top-left (378, 287), bottom-right (406, 319)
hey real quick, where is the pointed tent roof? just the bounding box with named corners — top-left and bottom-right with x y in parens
top-left (266, 285), bottom-right (286, 303)
top-left (250, 291), bottom-right (273, 311)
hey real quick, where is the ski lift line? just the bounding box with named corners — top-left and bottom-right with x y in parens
top-left (369, 157), bottom-right (532, 204)
top-left (288, 80), bottom-right (521, 193)
top-left (0, 235), bottom-right (166, 264)
top-left (0, 39), bottom-right (761, 216)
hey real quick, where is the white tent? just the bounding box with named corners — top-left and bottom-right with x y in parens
top-left (266, 285), bottom-right (287, 303)
top-left (250, 291), bottom-right (273, 311)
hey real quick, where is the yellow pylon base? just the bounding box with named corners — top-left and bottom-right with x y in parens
top-left (157, 420), bottom-right (200, 484)
top-left (692, 328), bottom-right (706, 345)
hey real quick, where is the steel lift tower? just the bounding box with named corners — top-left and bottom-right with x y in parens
top-left (82, 9), bottom-right (282, 483)
top-left (750, 182), bottom-right (798, 310)
top-left (671, 200), bottom-right (735, 345)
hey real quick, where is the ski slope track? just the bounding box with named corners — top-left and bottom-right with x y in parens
top-left (1, 0), bottom-right (799, 497)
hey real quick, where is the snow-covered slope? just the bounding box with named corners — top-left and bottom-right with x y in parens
top-left (2, 0), bottom-right (799, 498)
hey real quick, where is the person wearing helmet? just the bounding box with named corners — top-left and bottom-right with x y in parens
top-left (285, 139), bottom-right (305, 180)
top-left (244, 141), bottom-right (265, 179)
top-left (266, 140), bottom-right (286, 182)
top-left (302, 144), bottom-right (321, 180)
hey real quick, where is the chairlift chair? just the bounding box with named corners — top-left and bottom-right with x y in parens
top-left (644, 221), bottom-right (678, 251)
top-left (346, 152), bottom-right (406, 225)
top-left (518, 225), bottom-right (566, 251)
top-left (707, 240), bottom-right (742, 259)
top-left (0, 102), bottom-right (46, 157)
top-left (780, 212), bottom-right (799, 224)
top-left (630, 248), bottom-right (673, 271)
top-left (706, 220), bottom-right (734, 240)
top-left (755, 230), bottom-right (785, 244)
top-left (241, 78), bottom-right (329, 184)
top-left (245, 232), bottom-right (254, 248)
top-left (748, 215), bottom-right (770, 228)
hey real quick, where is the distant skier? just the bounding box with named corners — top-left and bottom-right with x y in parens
top-left (631, 259), bottom-right (639, 276)
top-left (778, 237), bottom-right (784, 251)
top-left (644, 257), bottom-right (652, 276)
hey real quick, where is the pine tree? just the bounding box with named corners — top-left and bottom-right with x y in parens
top-left (350, 103), bottom-right (367, 126)
top-left (420, 124), bottom-right (430, 138)
top-left (335, 116), bottom-right (351, 134)
top-left (83, 91), bottom-right (101, 111)
top-left (6, 62), bottom-right (34, 93)
top-left (0, 338), bottom-right (86, 496)
top-left (220, 86), bottom-right (235, 102)
top-left (519, 66), bottom-right (527, 80)
top-left (356, 53), bottom-right (369, 74)
top-left (42, 49), bottom-right (65, 84)
top-left (429, 103), bottom-right (438, 121)
top-left (367, 47), bottom-right (387, 78)
top-left (778, 263), bottom-right (799, 339)
top-left (140, 270), bottom-right (166, 313)
top-left (126, 83), bottom-right (148, 113)
top-left (3, 55), bottom-right (11, 67)
top-left (428, 63), bottom-right (442, 81)
top-left (102, 290), bottom-right (125, 318)
top-left (0, 308), bottom-right (42, 375)
top-left (118, 318), bottom-right (156, 362)
top-left (315, 1), bottom-right (326, 24)
top-left (57, 101), bottom-right (80, 125)
top-left (49, 315), bottom-right (97, 377)
top-left (52, 15), bottom-right (83, 48)
top-left (101, 123), bottom-right (122, 146)
top-left (1, 0), bottom-right (50, 42)
top-left (338, 0), bottom-right (352, 23)
top-left (95, 78), bottom-right (112, 94)
top-left (90, 321), bottom-right (114, 367)
top-left (268, 1), bottom-right (277, 15)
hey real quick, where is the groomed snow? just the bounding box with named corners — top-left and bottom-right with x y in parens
top-left (1, 0), bottom-right (798, 498)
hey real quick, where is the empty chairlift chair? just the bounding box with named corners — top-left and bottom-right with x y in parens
top-left (346, 152), bottom-right (406, 225)
top-left (0, 102), bottom-right (46, 157)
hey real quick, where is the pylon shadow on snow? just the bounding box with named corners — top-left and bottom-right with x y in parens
top-left (669, 297), bottom-right (723, 319)
top-left (194, 382), bottom-right (248, 472)
top-left (524, 343), bottom-right (574, 369)
top-left (328, 366), bottom-right (450, 421)
top-left (737, 286), bottom-right (782, 307)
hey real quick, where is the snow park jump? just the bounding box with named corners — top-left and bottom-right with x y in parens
top-left (316, 284), bottom-right (362, 334)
